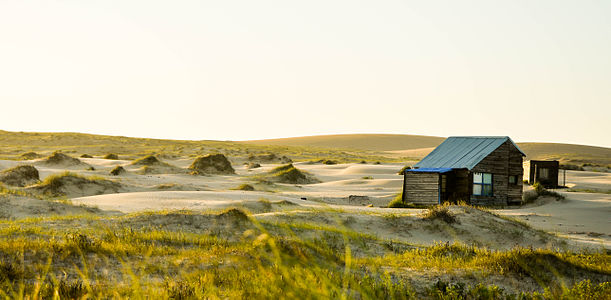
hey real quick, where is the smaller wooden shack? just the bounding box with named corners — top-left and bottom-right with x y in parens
top-left (524, 160), bottom-right (559, 188)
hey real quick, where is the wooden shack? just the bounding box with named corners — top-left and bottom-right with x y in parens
top-left (524, 160), bottom-right (559, 188)
top-left (402, 136), bottom-right (525, 206)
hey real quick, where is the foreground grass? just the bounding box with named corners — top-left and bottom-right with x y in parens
top-left (0, 209), bottom-right (609, 299)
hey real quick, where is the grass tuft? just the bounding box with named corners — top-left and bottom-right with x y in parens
top-left (422, 204), bottom-right (457, 224)
top-left (233, 183), bottom-right (255, 191)
top-left (103, 153), bottom-right (119, 160)
top-left (388, 194), bottom-right (409, 208)
top-left (268, 164), bottom-right (318, 184)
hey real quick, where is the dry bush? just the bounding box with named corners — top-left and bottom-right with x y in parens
top-left (423, 204), bottom-right (457, 224)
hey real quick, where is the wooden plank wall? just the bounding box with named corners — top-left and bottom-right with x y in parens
top-left (404, 172), bottom-right (439, 205)
top-left (528, 160), bottom-right (559, 188)
top-left (471, 140), bottom-right (524, 205)
top-left (507, 143), bottom-right (524, 203)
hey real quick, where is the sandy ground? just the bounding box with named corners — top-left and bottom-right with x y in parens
top-left (2, 158), bottom-right (609, 250)
top-left (496, 171), bottom-right (611, 249)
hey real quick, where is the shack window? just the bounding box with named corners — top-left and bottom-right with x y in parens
top-left (473, 172), bottom-right (493, 196)
top-left (509, 175), bottom-right (517, 185)
top-left (539, 168), bottom-right (549, 179)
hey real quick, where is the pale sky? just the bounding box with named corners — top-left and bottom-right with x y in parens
top-left (1, 1), bottom-right (610, 147)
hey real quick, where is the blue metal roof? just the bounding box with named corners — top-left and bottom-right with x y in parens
top-left (405, 168), bottom-right (453, 173)
top-left (414, 136), bottom-right (525, 170)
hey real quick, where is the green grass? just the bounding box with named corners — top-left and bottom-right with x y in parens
top-left (39, 171), bottom-right (106, 187)
top-left (0, 209), bottom-right (608, 298)
top-left (388, 194), bottom-right (409, 208)
top-left (266, 164), bottom-right (319, 184)
top-left (422, 204), bottom-right (457, 224)
top-left (0, 183), bottom-right (30, 198)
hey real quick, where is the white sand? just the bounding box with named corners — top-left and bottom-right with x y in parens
top-left (2, 159), bottom-right (609, 249)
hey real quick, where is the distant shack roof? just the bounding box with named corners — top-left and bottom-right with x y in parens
top-left (414, 136), bottom-right (525, 170)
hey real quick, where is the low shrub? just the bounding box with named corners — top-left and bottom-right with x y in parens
top-left (522, 183), bottom-right (565, 205)
top-left (103, 153), bottom-right (119, 160)
top-left (233, 184), bottom-right (255, 191)
top-left (268, 164), bottom-right (318, 184)
top-left (533, 182), bottom-right (565, 200)
top-left (397, 165), bottom-right (411, 175)
top-left (388, 193), bottom-right (408, 208)
top-left (0, 165), bottom-right (40, 187)
top-left (20, 152), bottom-right (41, 160)
top-left (423, 204), bottom-right (457, 224)
top-left (109, 166), bottom-right (126, 176)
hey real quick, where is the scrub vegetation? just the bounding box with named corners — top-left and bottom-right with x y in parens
top-left (0, 130), bottom-right (610, 298)
top-left (0, 208), bottom-right (608, 299)
top-left (0, 131), bottom-right (407, 164)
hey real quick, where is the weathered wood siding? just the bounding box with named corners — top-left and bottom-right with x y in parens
top-left (528, 160), bottom-right (559, 188)
top-left (403, 172), bottom-right (439, 205)
top-left (471, 140), bottom-right (524, 205)
top-left (507, 144), bottom-right (525, 203)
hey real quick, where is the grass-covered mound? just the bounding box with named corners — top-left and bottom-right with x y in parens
top-left (109, 166), bottom-right (127, 176)
top-left (0, 165), bottom-right (40, 187)
top-left (40, 152), bottom-right (89, 168)
top-left (130, 155), bottom-right (182, 175)
top-left (20, 152), bottom-right (41, 160)
top-left (189, 154), bottom-right (235, 175)
top-left (422, 204), bottom-right (457, 224)
top-left (103, 153), bottom-right (119, 160)
top-left (80, 154), bottom-right (93, 158)
top-left (248, 153), bottom-right (292, 164)
top-left (232, 183), bottom-right (255, 191)
top-left (246, 162), bottom-right (261, 169)
top-left (267, 164), bottom-right (319, 184)
top-left (30, 172), bottom-right (122, 197)
top-left (131, 155), bottom-right (162, 166)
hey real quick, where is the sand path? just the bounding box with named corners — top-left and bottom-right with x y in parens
top-left (497, 192), bottom-right (611, 248)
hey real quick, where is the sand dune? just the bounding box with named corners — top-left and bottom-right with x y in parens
top-left (72, 191), bottom-right (309, 213)
top-left (2, 153), bottom-right (609, 251)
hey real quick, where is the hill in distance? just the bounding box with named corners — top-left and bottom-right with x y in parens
top-left (1, 130), bottom-right (609, 166)
top-left (242, 134), bottom-right (445, 152)
top-left (244, 134), bottom-right (611, 166)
